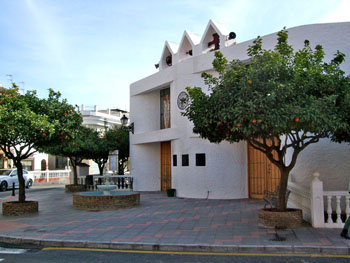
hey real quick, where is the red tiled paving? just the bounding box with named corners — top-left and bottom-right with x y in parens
top-left (0, 220), bottom-right (30, 232)
top-left (0, 187), bottom-right (349, 254)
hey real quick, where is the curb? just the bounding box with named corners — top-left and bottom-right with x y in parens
top-left (0, 236), bottom-right (349, 255)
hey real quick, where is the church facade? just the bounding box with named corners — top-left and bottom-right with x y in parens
top-left (129, 21), bottom-right (350, 199)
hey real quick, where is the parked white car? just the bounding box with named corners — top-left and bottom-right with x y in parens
top-left (0, 169), bottom-right (34, 191)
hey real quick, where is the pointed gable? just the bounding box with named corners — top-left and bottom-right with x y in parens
top-left (186, 31), bottom-right (201, 45)
top-left (167, 41), bottom-right (179, 54)
top-left (211, 20), bottom-right (229, 36)
top-left (178, 30), bottom-right (201, 61)
top-left (159, 41), bottom-right (179, 70)
top-left (200, 19), bottom-right (230, 53)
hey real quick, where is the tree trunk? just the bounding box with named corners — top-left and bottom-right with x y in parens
top-left (15, 161), bottom-right (26, 203)
top-left (118, 160), bottom-right (124, 175)
top-left (71, 158), bottom-right (78, 185)
top-left (98, 162), bottom-right (104, 175)
top-left (72, 165), bottom-right (78, 185)
top-left (277, 168), bottom-right (290, 211)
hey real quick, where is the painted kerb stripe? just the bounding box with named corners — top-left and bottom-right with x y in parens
top-left (43, 247), bottom-right (350, 258)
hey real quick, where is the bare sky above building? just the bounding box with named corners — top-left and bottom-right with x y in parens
top-left (1, 0), bottom-right (349, 110)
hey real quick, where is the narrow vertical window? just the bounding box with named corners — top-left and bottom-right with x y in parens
top-left (182, 154), bottom-right (189, 166)
top-left (160, 88), bottom-right (171, 129)
top-left (173, 155), bottom-right (177, 167)
top-left (196, 153), bottom-right (206, 166)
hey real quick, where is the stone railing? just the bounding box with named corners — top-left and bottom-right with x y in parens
top-left (323, 191), bottom-right (349, 228)
top-left (288, 172), bottom-right (350, 228)
top-left (31, 169), bottom-right (71, 183)
top-left (309, 172), bottom-right (349, 228)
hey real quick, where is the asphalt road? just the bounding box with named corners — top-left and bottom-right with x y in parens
top-left (0, 244), bottom-right (350, 263)
top-left (0, 184), bottom-right (64, 199)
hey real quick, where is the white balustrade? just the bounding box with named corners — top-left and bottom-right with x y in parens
top-left (290, 172), bottom-right (350, 228)
top-left (323, 191), bottom-right (349, 228)
top-left (336, 196), bottom-right (342, 224)
top-left (31, 169), bottom-right (71, 182)
top-left (326, 195), bottom-right (332, 224)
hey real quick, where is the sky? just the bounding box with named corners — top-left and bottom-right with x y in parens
top-left (0, 0), bottom-right (349, 111)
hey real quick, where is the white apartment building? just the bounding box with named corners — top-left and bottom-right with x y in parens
top-left (80, 105), bottom-right (129, 132)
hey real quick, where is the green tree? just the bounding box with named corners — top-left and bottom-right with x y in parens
top-left (42, 126), bottom-right (94, 185)
top-left (0, 84), bottom-right (82, 202)
top-left (104, 127), bottom-right (129, 175)
top-left (87, 129), bottom-right (110, 175)
top-left (84, 127), bottom-right (129, 175)
top-left (85, 127), bottom-right (122, 175)
top-left (113, 127), bottom-right (130, 175)
top-left (183, 29), bottom-right (350, 211)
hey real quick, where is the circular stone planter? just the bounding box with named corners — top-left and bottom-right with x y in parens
top-left (2, 201), bottom-right (39, 216)
top-left (258, 208), bottom-right (303, 229)
top-left (73, 191), bottom-right (140, 211)
top-left (65, 184), bottom-right (86, 193)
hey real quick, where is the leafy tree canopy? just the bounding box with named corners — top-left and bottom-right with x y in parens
top-left (41, 125), bottom-right (94, 185)
top-left (83, 126), bottom-right (129, 175)
top-left (183, 29), bottom-right (350, 211)
top-left (0, 84), bottom-right (82, 202)
top-left (104, 127), bottom-right (129, 175)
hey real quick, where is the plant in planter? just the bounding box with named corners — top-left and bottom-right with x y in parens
top-left (166, 188), bottom-right (176, 197)
top-left (0, 85), bottom-right (81, 215)
top-left (162, 177), bottom-right (175, 197)
top-left (183, 29), bottom-right (350, 226)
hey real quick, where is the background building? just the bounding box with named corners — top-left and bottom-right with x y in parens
top-left (80, 104), bottom-right (129, 132)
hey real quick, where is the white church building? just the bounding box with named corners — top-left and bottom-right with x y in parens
top-left (129, 20), bottom-right (350, 200)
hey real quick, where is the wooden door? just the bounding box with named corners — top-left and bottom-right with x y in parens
top-left (161, 141), bottom-right (171, 191)
top-left (248, 142), bottom-right (280, 198)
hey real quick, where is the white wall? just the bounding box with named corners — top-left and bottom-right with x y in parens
top-left (131, 142), bottom-right (161, 191)
top-left (33, 152), bottom-right (48, 171)
top-left (288, 139), bottom-right (350, 191)
top-left (172, 138), bottom-right (248, 199)
top-left (131, 91), bottom-right (161, 134)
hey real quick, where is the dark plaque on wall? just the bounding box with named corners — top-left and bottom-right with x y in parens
top-left (177, 91), bottom-right (189, 110)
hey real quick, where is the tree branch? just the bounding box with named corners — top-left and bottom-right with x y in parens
top-left (21, 145), bottom-right (36, 160)
top-left (0, 144), bottom-right (15, 160)
top-left (248, 138), bottom-right (282, 169)
top-left (248, 139), bottom-right (267, 154)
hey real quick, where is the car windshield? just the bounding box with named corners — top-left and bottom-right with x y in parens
top-left (0, 170), bottom-right (12, 175)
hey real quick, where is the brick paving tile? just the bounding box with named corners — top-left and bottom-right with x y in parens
top-left (1, 189), bottom-right (350, 253)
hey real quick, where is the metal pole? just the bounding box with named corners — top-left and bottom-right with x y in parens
top-left (12, 182), bottom-right (15, 196)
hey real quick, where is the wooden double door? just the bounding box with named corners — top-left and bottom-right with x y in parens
top-left (248, 143), bottom-right (281, 198)
top-left (161, 141), bottom-right (171, 191)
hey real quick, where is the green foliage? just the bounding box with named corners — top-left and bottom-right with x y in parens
top-left (85, 126), bottom-right (129, 175)
top-left (42, 125), bottom-right (129, 180)
top-left (0, 84), bottom-right (82, 202)
top-left (85, 129), bottom-right (110, 175)
top-left (183, 29), bottom-right (350, 211)
top-left (104, 127), bottom-right (129, 175)
top-left (42, 125), bottom-right (94, 184)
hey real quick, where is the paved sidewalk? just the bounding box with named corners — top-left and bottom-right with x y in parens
top-left (0, 187), bottom-right (349, 254)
